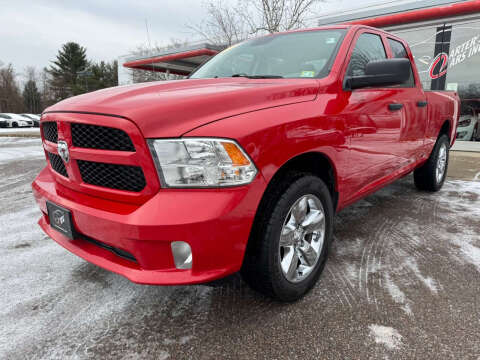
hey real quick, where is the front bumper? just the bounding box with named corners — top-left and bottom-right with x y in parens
top-left (32, 167), bottom-right (266, 285)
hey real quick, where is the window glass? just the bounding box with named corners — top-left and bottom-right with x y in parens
top-left (391, 25), bottom-right (440, 90)
top-left (348, 33), bottom-right (386, 77)
top-left (0, 114), bottom-right (11, 119)
top-left (460, 106), bottom-right (474, 116)
top-left (387, 38), bottom-right (415, 87)
top-left (388, 38), bottom-right (408, 58)
top-left (190, 30), bottom-right (346, 79)
top-left (444, 20), bottom-right (480, 141)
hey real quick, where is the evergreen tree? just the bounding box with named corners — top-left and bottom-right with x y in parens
top-left (48, 42), bottom-right (88, 98)
top-left (86, 60), bottom-right (118, 91)
top-left (23, 80), bottom-right (42, 113)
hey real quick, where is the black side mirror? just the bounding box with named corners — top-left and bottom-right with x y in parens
top-left (345, 58), bottom-right (411, 90)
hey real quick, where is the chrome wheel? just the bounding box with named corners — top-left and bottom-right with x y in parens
top-left (279, 194), bottom-right (325, 283)
top-left (436, 143), bottom-right (447, 184)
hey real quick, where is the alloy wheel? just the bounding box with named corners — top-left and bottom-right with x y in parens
top-left (279, 194), bottom-right (325, 283)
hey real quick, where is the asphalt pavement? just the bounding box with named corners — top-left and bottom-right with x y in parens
top-left (0, 137), bottom-right (479, 359)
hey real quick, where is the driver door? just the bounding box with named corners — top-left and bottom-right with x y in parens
top-left (342, 31), bottom-right (404, 198)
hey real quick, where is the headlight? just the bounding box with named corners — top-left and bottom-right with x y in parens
top-left (148, 138), bottom-right (257, 187)
top-left (459, 119), bottom-right (471, 127)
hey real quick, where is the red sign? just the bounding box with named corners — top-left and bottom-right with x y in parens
top-left (429, 52), bottom-right (449, 79)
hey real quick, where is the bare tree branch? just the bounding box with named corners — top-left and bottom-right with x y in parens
top-left (189, 0), bottom-right (323, 44)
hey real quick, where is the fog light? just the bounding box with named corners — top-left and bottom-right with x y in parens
top-left (171, 241), bottom-right (192, 269)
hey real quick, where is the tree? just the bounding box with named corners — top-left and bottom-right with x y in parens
top-left (82, 60), bottom-right (118, 91)
top-left (190, 0), bottom-right (323, 45)
top-left (189, 1), bottom-right (249, 46)
top-left (39, 67), bottom-right (57, 108)
top-left (250, 0), bottom-right (321, 33)
top-left (0, 65), bottom-right (23, 112)
top-left (48, 42), bottom-right (88, 99)
top-left (23, 80), bottom-right (42, 113)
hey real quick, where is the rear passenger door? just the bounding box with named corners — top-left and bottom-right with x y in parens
top-left (385, 37), bottom-right (427, 164)
top-left (342, 31), bottom-right (403, 196)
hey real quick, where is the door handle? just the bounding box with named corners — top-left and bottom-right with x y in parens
top-left (417, 101), bottom-right (428, 107)
top-left (388, 103), bottom-right (404, 111)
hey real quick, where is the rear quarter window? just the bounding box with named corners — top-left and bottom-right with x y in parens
top-left (387, 38), bottom-right (415, 87)
top-left (348, 33), bottom-right (387, 77)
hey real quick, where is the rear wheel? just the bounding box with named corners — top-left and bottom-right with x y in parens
top-left (414, 134), bottom-right (449, 191)
top-left (242, 173), bottom-right (334, 302)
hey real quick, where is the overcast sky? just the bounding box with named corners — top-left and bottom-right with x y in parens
top-left (0, 0), bottom-right (398, 79)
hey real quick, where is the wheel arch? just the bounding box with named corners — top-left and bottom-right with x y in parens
top-left (265, 151), bottom-right (339, 210)
top-left (243, 150), bottom-right (338, 273)
top-left (439, 119), bottom-right (452, 142)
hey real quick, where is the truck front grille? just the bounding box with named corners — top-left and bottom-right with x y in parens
top-left (77, 160), bottom-right (146, 192)
top-left (40, 114), bottom-right (159, 201)
top-left (71, 123), bottom-right (135, 151)
top-left (42, 122), bottom-right (58, 143)
top-left (47, 152), bottom-right (68, 178)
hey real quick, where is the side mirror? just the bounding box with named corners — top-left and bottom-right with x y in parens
top-left (345, 58), bottom-right (411, 90)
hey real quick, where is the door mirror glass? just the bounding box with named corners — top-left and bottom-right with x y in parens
top-left (346, 58), bottom-right (412, 90)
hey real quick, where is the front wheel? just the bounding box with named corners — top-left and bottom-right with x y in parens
top-left (242, 173), bottom-right (334, 302)
top-left (414, 134), bottom-right (450, 191)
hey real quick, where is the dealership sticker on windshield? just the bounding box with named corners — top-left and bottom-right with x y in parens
top-left (300, 71), bottom-right (315, 77)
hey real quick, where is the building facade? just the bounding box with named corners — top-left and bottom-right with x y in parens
top-left (319, 0), bottom-right (480, 141)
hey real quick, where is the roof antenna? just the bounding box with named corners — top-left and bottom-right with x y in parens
top-left (144, 18), bottom-right (155, 78)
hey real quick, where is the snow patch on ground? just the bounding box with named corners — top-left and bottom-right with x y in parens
top-left (0, 137), bottom-right (43, 164)
top-left (404, 258), bottom-right (439, 294)
top-left (369, 324), bottom-right (403, 350)
top-left (163, 335), bottom-right (194, 345)
top-left (383, 273), bottom-right (412, 316)
top-left (0, 127), bottom-right (40, 135)
top-left (451, 235), bottom-right (480, 273)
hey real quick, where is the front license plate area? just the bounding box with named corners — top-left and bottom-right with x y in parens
top-left (46, 201), bottom-right (75, 239)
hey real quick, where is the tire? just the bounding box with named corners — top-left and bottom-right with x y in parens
top-left (242, 173), bottom-right (334, 302)
top-left (473, 125), bottom-right (479, 141)
top-left (12, 122), bottom-right (18, 128)
top-left (414, 134), bottom-right (449, 192)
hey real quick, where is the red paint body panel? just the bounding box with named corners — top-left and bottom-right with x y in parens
top-left (46, 78), bottom-right (319, 138)
top-left (33, 26), bottom-right (460, 285)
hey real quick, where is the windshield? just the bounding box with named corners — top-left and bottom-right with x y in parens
top-left (190, 29), bottom-right (346, 79)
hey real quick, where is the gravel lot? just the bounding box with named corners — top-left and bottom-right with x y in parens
top-left (1, 137), bottom-right (479, 359)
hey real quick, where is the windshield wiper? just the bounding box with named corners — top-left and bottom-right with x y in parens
top-left (231, 74), bottom-right (283, 79)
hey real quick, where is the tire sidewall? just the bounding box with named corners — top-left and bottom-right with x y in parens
top-left (432, 135), bottom-right (450, 190)
top-left (267, 176), bottom-right (333, 301)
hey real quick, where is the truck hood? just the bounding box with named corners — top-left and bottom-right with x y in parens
top-left (45, 78), bottom-right (319, 137)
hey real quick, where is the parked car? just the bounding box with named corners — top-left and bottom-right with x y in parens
top-left (21, 114), bottom-right (41, 127)
top-left (0, 113), bottom-right (31, 127)
top-left (456, 107), bottom-right (479, 141)
top-left (33, 25), bottom-right (460, 301)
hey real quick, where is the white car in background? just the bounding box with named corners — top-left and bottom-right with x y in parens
top-left (456, 107), bottom-right (479, 141)
top-left (0, 113), bottom-right (32, 128)
top-left (20, 113), bottom-right (40, 127)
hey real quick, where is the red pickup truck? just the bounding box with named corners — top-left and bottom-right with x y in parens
top-left (33, 25), bottom-right (459, 301)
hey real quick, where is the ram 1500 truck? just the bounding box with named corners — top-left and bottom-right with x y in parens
top-left (33, 25), bottom-right (459, 301)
